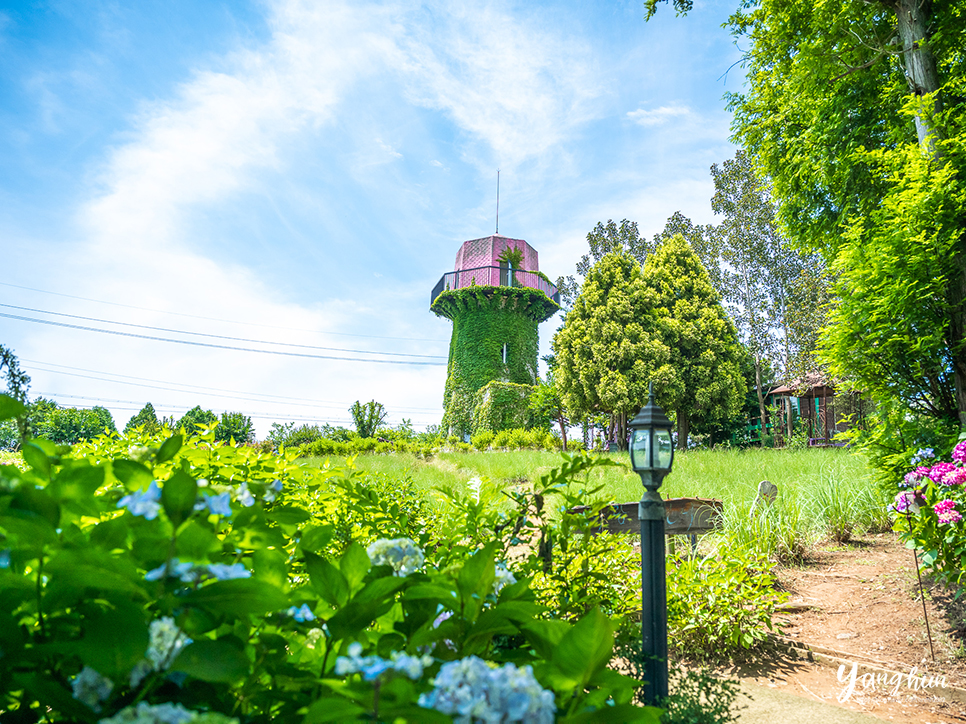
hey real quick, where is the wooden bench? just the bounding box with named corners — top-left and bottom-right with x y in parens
top-left (568, 497), bottom-right (724, 550)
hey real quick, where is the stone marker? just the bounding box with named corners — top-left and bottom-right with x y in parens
top-left (751, 480), bottom-right (778, 513)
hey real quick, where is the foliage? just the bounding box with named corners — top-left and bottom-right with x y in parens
top-left (124, 402), bottom-right (162, 435)
top-left (0, 406), bottom-right (661, 723)
top-left (349, 400), bottom-right (387, 439)
top-left (528, 376), bottom-right (569, 449)
top-left (473, 381), bottom-right (537, 434)
top-left (175, 405), bottom-right (218, 433)
top-left (433, 287), bottom-right (555, 437)
top-left (35, 405), bottom-right (118, 444)
top-left (664, 544), bottom-right (787, 660)
top-left (556, 219), bottom-right (652, 308)
top-left (553, 252), bottom-right (669, 448)
top-left (214, 411), bottom-right (255, 444)
top-left (651, 212), bottom-right (723, 295)
top-left (891, 436), bottom-right (966, 585)
top-left (642, 235), bottom-right (746, 449)
top-left (722, 0), bottom-right (966, 427)
top-left (0, 344), bottom-right (30, 444)
top-left (710, 150), bottom-right (830, 429)
top-left (497, 243), bottom-right (526, 270)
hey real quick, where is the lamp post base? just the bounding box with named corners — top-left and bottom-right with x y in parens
top-left (640, 490), bottom-right (668, 706)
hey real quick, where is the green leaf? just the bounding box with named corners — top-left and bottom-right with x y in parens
top-left (0, 393), bottom-right (25, 422)
top-left (305, 552), bottom-right (349, 607)
top-left (156, 434), bottom-right (183, 464)
top-left (77, 601), bottom-right (149, 678)
top-left (176, 521), bottom-right (220, 559)
top-left (267, 505), bottom-right (311, 526)
top-left (303, 696), bottom-right (367, 723)
top-left (183, 579), bottom-right (288, 616)
top-left (21, 442), bottom-right (51, 479)
top-left (551, 608), bottom-right (614, 687)
top-left (300, 525), bottom-right (334, 552)
top-left (112, 459), bottom-right (155, 491)
top-left (254, 548), bottom-right (289, 589)
top-left (171, 639), bottom-right (250, 683)
top-left (339, 542), bottom-right (371, 593)
top-left (162, 471), bottom-right (198, 527)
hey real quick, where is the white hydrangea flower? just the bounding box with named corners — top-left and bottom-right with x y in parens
top-left (418, 656), bottom-right (555, 723)
top-left (366, 537), bottom-right (425, 576)
top-left (71, 666), bottom-right (113, 712)
top-left (492, 564), bottom-right (516, 597)
top-left (97, 702), bottom-right (238, 724)
top-left (304, 627), bottom-right (325, 650)
top-left (145, 616), bottom-right (192, 671)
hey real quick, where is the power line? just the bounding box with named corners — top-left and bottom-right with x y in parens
top-left (0, 281), bottom-right (447, 342)
top-left (0, 312), bottom-right (447, 366)
top-left (0, 303), bottom-right (445, 359)
top-left (25, 360), bottom-right (442, 413)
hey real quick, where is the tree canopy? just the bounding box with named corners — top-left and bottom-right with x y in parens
top-left (642, 234), bottom-right (746, 448)
top-left (125, 402), bottom-right (162, 435)
top-left (552, 251), bottom-right (668, 447)
top-left (648, 0), bottom-right (966, 426)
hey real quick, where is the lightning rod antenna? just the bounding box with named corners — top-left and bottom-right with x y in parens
top-left (496, 169), bottom-right (500, 235)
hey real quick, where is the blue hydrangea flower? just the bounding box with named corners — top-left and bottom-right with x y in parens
top-left (207, 563), bottom-right (251, 580)
top-left (71, 666), bottom-right (113, 712)
top-left (145, 559), bottom-right (199, 583)
top-left (201, 492), bottom-right (233, 517)
top-left (287, 604), bottom-right (316, 622)
top-left (234, 483), bottom-right (255, 507)
top-left (264, 479), bottom-right (283, 503)
top-left (118, 481), bottom-right (162, 520)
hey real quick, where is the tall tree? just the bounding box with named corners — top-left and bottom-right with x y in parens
top-left (556, 219), bottom-right (653, 308)
top-left (553, 252), bottom-right (669, 448)
top-left (176, 406), bottom-right (218, 434)
top-left (647, 0), bottom-right (966, 426)
top-left (0, 345), bottom-right (31, 444)
top-left (215, 411), bottom-right (256, 444)
top-left (125, 402), bottom-right (161, 435)
top-left (349, 400), bottom-right (387, 439)
top-left (652, 211), bottom-right (723, 293)
top-left (642, 235), bottom-right (747, 448)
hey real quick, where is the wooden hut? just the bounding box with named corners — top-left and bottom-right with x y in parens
top-left (769, 373), bottom-right (866, 446)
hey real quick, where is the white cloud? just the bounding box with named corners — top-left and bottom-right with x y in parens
top-left (627, 104), bottom-right (691, 127)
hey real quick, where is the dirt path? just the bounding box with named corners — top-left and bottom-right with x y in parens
top-left (725, 533), bottom-right (966, 722)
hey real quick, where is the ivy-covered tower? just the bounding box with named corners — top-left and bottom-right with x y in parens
top-left (430, 234), bottom-right (560, 437)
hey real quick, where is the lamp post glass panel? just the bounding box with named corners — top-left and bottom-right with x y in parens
top-left (628, 383), bottom-right (674, 706)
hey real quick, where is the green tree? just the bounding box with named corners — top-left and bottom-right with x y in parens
top-left (124, 402), bottom-right (162, 435)
top-left (349, 400), bottom-right (387, 439)
top-left (652, 211), bottom-right (723, 293)
top-left (37, 405), bottom-right (116, 444)
top-left (528, 376), bottom-right (570, 449)
top-left (642, 235), bottom-right (746, 448)
top-left (710, 150), bottom-right (830, 434)
top-left (176, 405), bottom-right (218, 433)
top-left (647, 0), bottom-right (966, 427)
top-left (553, 252), bottom-right (669, 448)
top-left (556, 219), bottom-right (653, 308)
top-left (0, 345), bottom-right (31, 444)
top-left (214, 411), bottom-right (255, 444)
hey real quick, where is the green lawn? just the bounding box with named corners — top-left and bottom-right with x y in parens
top-left (303, 446), bottom-right (887, 561)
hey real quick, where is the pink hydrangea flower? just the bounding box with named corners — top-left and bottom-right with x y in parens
top-left (953, 440), bottom-right (966, 464)
top-left (934, 499), bottom-right (962, 524)
top-left (941, 467), bottom-right (966, 486)
top-left (926, 462), bottom-right (957, 484)
top-left (902, 471), bottom-right (922, 487)
top-left (892, 491), bottom-right (920, 514)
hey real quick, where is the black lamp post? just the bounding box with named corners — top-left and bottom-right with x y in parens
top-left (628, 382), bottom-right (675, 706)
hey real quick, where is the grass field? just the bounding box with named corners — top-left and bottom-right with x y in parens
top-left (304, 446), bottom-right (888, 562)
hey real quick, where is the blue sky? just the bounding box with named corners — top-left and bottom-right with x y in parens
top-left (0, 0), bottom-right (743, 435)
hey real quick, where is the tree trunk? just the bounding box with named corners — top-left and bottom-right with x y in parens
top-left (754, 359), bottom-right (768, 440)
top-left (892, 0), bottom-right (943, 151)
top-left (677, 409), bottom-right (690, 450)
top-left (558, 416), bottom-right (568, 451)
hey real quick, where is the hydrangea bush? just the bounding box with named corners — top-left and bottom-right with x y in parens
top-left (891, 438), bottom-right (966, 582)
top-left (0, 394), bottom-right (659, 723)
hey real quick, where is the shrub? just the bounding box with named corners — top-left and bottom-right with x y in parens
top-left (665, 543), bottom-right (787, 660)
top-left (492, 430), bottom-right (511, 448)
top-left (0, 407), bottom-right (661, 723)
top-left (471, 430), bottom-right (495, 450)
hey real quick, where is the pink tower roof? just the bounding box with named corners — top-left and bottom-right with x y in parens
top-left (453, 235), bottom-right (539, 272)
